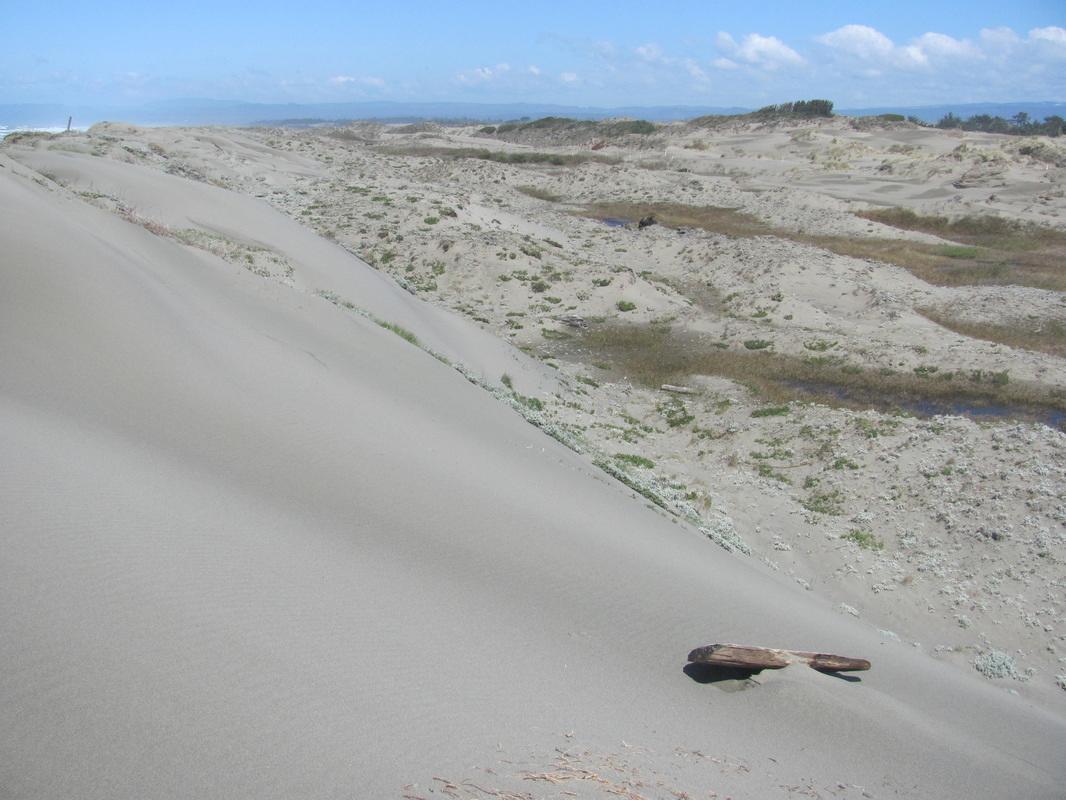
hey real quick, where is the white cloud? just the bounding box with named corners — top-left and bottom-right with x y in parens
top-left (1029, 26), bottom-right (1066, 51)
top-left (560, 71), bottom-right (578, 83)
top-left (1030, 26), bottom-right (1066, 46)
top-left (913, 32), bottom-right (982, 60)
top-left (737, 33), bottom-right (804, 68)
top-left (979, 26), bottom-right (1021, 52)
top-left (527, 64), bottom-right (542, 76)
top-left (819, 25), bottom-right (983, 70)
top-left (712, 57), bottom-right (739, 70)
top-left (456, 63), bottom-right (511, 84)
top-left (817, 24), bottom-right (894, 59)
top-left (635, 42), bottom-right (663, 62)
top-left (716, 31), bottom-right (803, 70)
top-left (329, 75), bottom-right (385, 88)
top-left (684, 58), bottom-right (709, 82)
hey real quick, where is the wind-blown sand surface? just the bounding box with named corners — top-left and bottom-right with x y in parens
top-left (2, 120), bottom-right (1065, 798)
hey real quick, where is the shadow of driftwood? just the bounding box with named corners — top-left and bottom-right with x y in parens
top-left (683, 662), bottom-right (761, 684)
top-left (818, 669), bottom-right (863, 683)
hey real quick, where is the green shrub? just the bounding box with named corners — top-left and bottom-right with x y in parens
top-left (376, 320), bottom-right (419, 346)
top-left (658, 398), bottom-right (694, 427)
top-left (616, 300), bottom-right (637, 312)
top-left (843, 530), bottom-right (884, 550)
top-left (615, 453), bottom-right (655, 469)
top-left (751, 406), bottom-right (790, 418)
top-left (743, 339), bottom-right (772, 350)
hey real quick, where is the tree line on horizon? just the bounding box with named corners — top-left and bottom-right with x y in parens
top-left (932, 111), bottom-right (1063, 137)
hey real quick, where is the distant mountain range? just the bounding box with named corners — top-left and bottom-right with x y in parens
top-left (2, 98), bottom-right (1064, 129)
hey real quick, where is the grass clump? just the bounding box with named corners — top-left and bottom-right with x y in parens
top-left (615, 453), bottom-right (656, 469)
top-left (658, 397), bottom-right (694, 428)
top-left (842, 529), bottom-right (884, 550)
top-left (516, 185), bottom-right (563, 202)
top-left (802, 489), bottom-right (845, 516)
top-left (743, 339), bottom-right (773, 350)
top-left (376, 320), bottom-right (420, 346)
top-left (616, 300), bottom-right (637, 312)
top-left (752, 406), bottom-right (790, 418)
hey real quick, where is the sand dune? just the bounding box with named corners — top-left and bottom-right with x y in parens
top-left (2, 143), bottom-right (1065, 798)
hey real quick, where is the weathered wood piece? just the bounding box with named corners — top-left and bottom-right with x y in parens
top-left (660, 384), bottom-right (697, 395)
top-left (687, 643), bottom-right (870, 673)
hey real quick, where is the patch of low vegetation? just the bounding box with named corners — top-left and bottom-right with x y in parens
top-left (556, 323), bottom-right (1066, 426)
top-left (853, 208), bottom-right (1066, 292)
top-left (752, 406), bottom-right (790, 418)
top-left (487, 116), bottom-right (657, 139)
top-left (577, 202), bottom-right (771, 238)
top-left (614, 453), bottom-right (655, 469)
top-left (377, 144), bottom-right (618, 166)
top-left (918, 308), bottom-right (1066, 358)
top-left (658, 397), bottom-right (694, 428)
top-left (842, 529), bottom-right (884, 550)
top-left (376, 320), bottom-right (420, 346)
top-left (0, 130), bottom-right (56, 145)
top-left (803, 489), bottom-right (845, 516)
top-left (516, 185), bottom-right (563, 202)
top-left (616, 300), bottom-right (637, 312)
top-left (579, 200), bottom-right (1066, 293)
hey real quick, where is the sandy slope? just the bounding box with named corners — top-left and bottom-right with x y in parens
top-left (2, 147), bottom-right (1065, 798)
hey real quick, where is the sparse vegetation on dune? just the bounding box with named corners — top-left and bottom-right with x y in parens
top-left (376, 144), bottom-right (618, 166)
top-left (483, 116), bottom-right (658, 140)
top-left (577, 202), bottom-right (771, 238)
top-left (855, 208), bottom-right (1066, 292)
top-left (561, 323), bottom-right (1065, 426)
top-left (516, 185), bottom-right (563, 202)
top-left (919, 308), bottom-right (1066, 359)
top-left (579, 201), bottom-right (1066, 293)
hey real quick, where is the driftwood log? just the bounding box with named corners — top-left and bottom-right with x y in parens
top-left (688, 643), bottom-right (870, 673)
top-left (660, 384), bottom-right (697, 395)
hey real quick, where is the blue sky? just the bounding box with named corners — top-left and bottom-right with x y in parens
top-left (2, 1), bottom-right (1063, 107)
